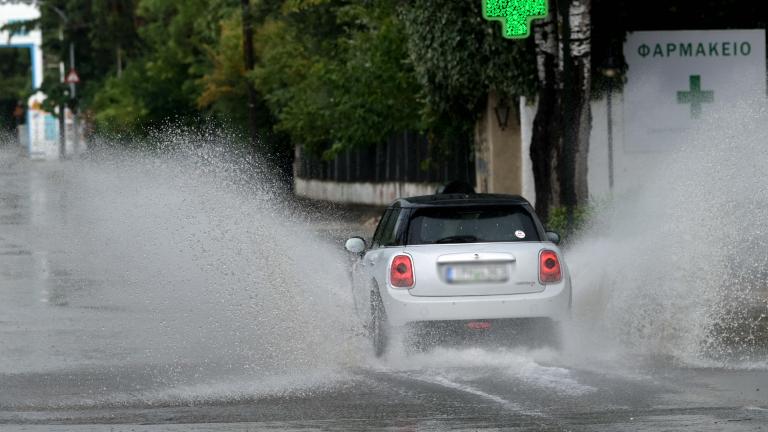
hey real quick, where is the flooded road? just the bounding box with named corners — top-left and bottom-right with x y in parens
top-left (0, 145), bottom-right (766, 431)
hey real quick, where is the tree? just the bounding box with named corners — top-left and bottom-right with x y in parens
top-left (91, 0), bottom-right (232, 136)
top-left (251, 0), bottom-right (423, 158)
top-left (90, 0), bottom-right (140, 78)
top-left (197, 4), bottom-right (292, 175)
top-left (529, 0), bottom-right (592, 223)
top-left (399, 0), bottom-right (537, 149)
top-left (240, 0), bottom-right (260, 152)
top-left (0, 48), bottom-right (32, 133)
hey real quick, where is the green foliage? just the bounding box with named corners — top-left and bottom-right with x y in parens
top-left (252, 0), bottom-right (423, 158)
top-left (399, 0), bottom-right (538, 141)
top-left (197, 8), bottom-right (290, 159)
top-left (546, 205), bottom-right (593, 242)
top-left (0, 48), bottom-right (32, 132)
top-left (0, 48), bottom-right (32, 100)
top-left (29, 0), bottom-right (141, 112)
top-left (197, 12), bottom-right (249, 128)
top-left (18, 0), bottom-right (766, 160)
top-left (91, 0), bottom-right (234, 135)
top-left (22, 0), bottom-right (544, 158)
top-left (90, 64), bottom-right (150, 134)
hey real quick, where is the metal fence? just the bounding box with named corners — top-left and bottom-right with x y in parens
top-left (295, 131), bottom-right (475, 185)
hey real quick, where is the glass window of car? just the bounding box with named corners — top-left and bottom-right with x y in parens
top-left (406, 205), bottom-right (540, 244)
top-left (378, 208), bottom-right (402, 247)
top-left (372, 209), bottom-right (392, 248)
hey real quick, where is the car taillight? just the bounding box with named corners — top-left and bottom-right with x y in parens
top-left (539, 250), bottom-right (562, 284)
top-left (390, 255), bottom-right (414, 288)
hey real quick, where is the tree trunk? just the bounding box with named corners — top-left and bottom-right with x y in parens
top-left (530, 11), bottom-right (560, 221)
top-left (569, 0), bottom-right (592, 204)
top-left (241, 0), bottom-right (260, 153)
top-left (116, 45), bottom-right (123, 78)
top-left (529, 0), bottom-right (591, 225)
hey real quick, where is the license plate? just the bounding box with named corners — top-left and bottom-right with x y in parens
top-left (444, 264), bottom-right (508, 283)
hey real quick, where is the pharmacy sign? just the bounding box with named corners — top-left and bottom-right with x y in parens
top-left (623, 30), bottom-right (765, 152)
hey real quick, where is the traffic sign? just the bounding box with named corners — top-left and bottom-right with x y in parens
top-left (65, 69), bottom-right (80, 84)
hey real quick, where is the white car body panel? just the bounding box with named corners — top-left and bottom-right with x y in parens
top-left (348, 194), bottom-right (572, 330)
top-left (354, 242), bottom-right (571, 327)
top-left (406, 243), bottom-right (547, 297)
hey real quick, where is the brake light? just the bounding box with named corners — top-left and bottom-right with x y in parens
top-left (539, 250), bottom-right (562, 284)
top-left (390, 255), bottom-right (414, 288)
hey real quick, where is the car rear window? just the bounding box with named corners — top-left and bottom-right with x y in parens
top-left (406, 206), bottom-right (540, 245)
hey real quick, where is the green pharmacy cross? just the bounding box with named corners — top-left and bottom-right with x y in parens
top-left (677, 75), bottom-right (714, 119)
top-left (483, 0), bottom-right (548, 39)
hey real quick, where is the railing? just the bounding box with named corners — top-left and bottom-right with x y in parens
top-left (295, 131), bottom-right (475, 185)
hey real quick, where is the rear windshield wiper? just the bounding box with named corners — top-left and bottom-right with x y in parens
top-left (434, 235), bottom-right (478, 244)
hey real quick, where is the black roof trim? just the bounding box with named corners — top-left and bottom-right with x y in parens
top-left (392, 193), bottom-right (531, 208)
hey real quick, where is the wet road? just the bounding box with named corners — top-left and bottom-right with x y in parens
top-left (0, 146), bottom-right (766, 431)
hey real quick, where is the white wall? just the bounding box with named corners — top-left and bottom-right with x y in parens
top-left (520, 93), bottom-right (670, 206)
top-left (587, 91), bottom-right (669, 201)
top-left (295, 178), bottom-right (439, 206)
top-left (520, 97), bottom-right (537, 203)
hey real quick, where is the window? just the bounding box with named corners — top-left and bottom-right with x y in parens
top-left (371, 210), bottom-right (392, 248)
top-left (407, 206), bottom-right (539, 245)
top-left (378, 208), bottom-right (402, 247)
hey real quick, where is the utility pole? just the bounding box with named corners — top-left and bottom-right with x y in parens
top-left (68, 41), bottom-right (79, 155)
top-left (43, 2), bottom-right (77, 159)
top-left (241, 0), bottom-right (260, 153)
top-left (57, 26), bottom-right (66, 160)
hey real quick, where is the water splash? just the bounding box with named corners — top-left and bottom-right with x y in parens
top-left (0, 127), bottom-right (366, 396)
top-left (566, 102), bottom-right (768, 368)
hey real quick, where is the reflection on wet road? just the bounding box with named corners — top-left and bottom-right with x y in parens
top-left (0, 147), bottom-right (766, 431)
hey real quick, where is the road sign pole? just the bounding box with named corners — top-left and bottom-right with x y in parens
top-left (58, 26), bottom-right (66, 160)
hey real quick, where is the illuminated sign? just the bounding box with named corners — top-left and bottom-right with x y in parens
top-left (483, 0), bottom-right (548, 39)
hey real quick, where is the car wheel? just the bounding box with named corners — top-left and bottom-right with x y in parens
top-left (370, 289), bottom-right (389, 357)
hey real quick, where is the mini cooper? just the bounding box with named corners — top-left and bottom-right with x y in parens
top-left (345, 193), bottom-right (572, 356)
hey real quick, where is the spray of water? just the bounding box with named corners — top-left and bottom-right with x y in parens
top-left (0, 127), bottom-right (367, 403)
top-left (566, 102), bottom-right (768, 369)
top-left (3, 108), bottom-right (766, 409)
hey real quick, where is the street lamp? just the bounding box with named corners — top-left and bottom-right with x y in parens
top-left (601, 47), bottom-right (621, 192)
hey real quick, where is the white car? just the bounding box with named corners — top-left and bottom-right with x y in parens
top-left (345, 193), bottom-right (572, 356)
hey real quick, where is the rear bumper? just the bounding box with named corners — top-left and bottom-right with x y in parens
top-left (381, 280), bottom-right (571, 327)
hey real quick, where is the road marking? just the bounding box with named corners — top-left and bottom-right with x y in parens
top-left (404, 372), bottom-right (545, 418)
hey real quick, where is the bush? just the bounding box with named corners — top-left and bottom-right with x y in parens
top-left (546, 205), bottom-right (593, 244)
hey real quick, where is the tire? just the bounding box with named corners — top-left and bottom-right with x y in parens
top-left (370, 289), bottom-right (389, 357)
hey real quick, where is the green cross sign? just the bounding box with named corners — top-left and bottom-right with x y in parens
top-left (483, 0), bottom-right (548, 39)
top-left (676, 75), bottom-right (714, 119)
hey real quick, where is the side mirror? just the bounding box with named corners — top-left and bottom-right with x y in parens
top-left (545, 231), bottom-right (561, 245)
top-left (345, 236), bottom-right (366, 253)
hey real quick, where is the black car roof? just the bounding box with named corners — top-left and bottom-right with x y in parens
top-left (391, 193), bottom-right (531, 208)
